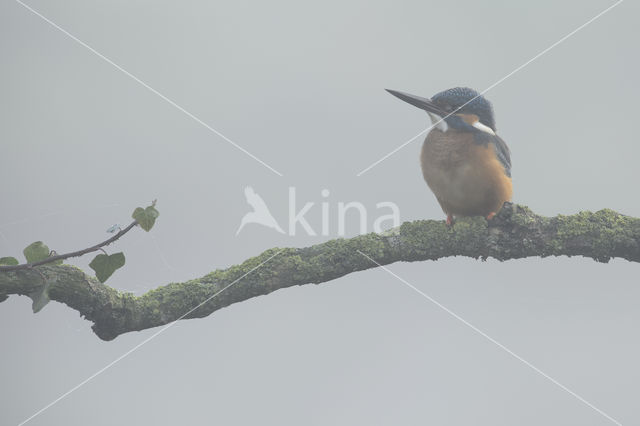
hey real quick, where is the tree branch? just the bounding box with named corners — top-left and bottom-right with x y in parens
top-left (1, 203), bottom-right (638, 341)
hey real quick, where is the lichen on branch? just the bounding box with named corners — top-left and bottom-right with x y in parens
top-left (1, 203), bottom-right (638, 341)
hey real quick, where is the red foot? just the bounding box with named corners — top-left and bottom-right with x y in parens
top-left (446, 215), bottom-right (454, 226)
top-left (486, 212), bottom-right (497, 220)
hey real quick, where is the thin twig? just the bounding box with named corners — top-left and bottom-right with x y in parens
top-left (0, 220), bottom-right (138, 272)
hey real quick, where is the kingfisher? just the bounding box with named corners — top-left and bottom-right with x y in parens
top-left (386, 87), bottom-right (512, 225)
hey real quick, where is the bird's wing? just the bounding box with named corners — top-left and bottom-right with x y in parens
top-left (491, 134), bottom-right (512, 177)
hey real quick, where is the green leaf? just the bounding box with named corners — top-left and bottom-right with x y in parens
top-left (28, 277), bottom-right (56, 313)
top-left (89, 252), bottom-right (126, 283)
top-left (132, 202), bottom-right (159, 232)
top-left (23, 241), bottom-right (50, 263)
top-left (0, 257), bottom-right (19, 266)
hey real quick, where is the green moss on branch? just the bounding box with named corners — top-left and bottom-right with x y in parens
top-left (1, 203), bottom-right (638, 340)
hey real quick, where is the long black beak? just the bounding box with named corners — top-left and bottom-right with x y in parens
top-left (385, 89), bottom-right (448, 117)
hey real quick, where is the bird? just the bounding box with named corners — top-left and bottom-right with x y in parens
top-left (236, 186), bottom-right (285, 235)
top-left (386, 87), bottom-right (512, 226)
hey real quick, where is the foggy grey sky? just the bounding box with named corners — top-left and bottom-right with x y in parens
top-left (1, 0), bottom-right (639, 425)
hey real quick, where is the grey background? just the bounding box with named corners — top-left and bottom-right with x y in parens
top-left (1, 0), bottom-right (638, 425)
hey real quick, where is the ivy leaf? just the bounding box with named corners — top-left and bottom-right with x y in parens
top-left (28, 277), bottom-right (56, 313)
top-left (22, 243), bottom-right (62, 265)
top-left (132, 201), bottom-right (159, 232)
top-left (89, 252), bottom-right (126, 283)
top-left (23, 242), bottom-right (50, 263)
top-left (0, 257), bottom-right (19, 266)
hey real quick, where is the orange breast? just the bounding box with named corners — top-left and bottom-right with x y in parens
top-left (421, 130), bottom-right (512, 217)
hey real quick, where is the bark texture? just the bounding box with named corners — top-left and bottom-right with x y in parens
top-left (1, 203), bottom-right (639, 341)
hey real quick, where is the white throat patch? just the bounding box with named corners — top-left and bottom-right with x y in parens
top-left (427, 112), bottom-right (449, 132)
